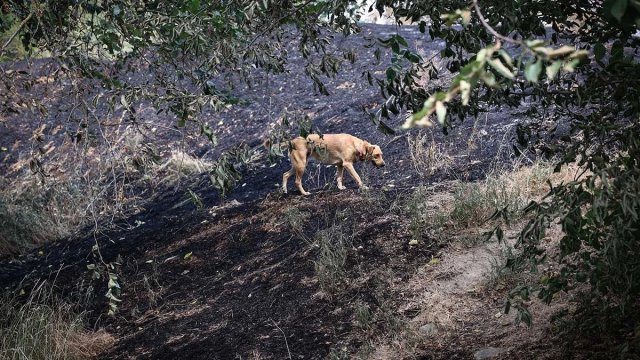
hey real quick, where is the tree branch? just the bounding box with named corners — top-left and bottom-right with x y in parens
top-left (0, 12), bottom-right (33, 58)
top-left (472, 0), bottom-right (520, 45)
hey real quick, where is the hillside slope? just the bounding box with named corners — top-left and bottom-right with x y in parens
top-left (0, 24), bottom-right (583, 359)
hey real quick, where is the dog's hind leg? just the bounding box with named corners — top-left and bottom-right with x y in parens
top-left (282, 168), bottom-right (294, 194)
top-left (290, 151), bottom-right (311, 196)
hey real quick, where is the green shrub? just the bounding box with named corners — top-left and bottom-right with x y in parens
top-left (505, 123), bottom-right (640, 352)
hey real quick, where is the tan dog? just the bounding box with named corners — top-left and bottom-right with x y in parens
top-left (279, 133), bottom-right (385, 195)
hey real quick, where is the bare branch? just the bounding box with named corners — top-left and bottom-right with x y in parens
top-left (0, 12), bottom-right (33, 58)
top-left (472, 0), bottom-right (520, 45)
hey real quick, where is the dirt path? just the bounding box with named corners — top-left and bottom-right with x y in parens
top-left (395, 233), bottom-right (566, 360)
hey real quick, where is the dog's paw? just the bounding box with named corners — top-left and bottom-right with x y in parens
top-left (302, 191), bottom-right (311, 196)
top-left (338, 185), bottom-right (346, 190)
top-left (359, 185), bottom-right (369, 191)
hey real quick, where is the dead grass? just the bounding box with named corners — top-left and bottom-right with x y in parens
top-left (154, 150), bottom-right (213, 186)
top-left (0, 282), bottom-right (114, 360)
top-left (314, 224), bottom-right (353, 294)
top-left (0, 178), bottom-right (90, 255)
top-left (407, 131), bottom-right (453, 179)
top-left (450, 160), bottom-right (555, 227)
top-left (0, 127), bottom-right (216, 255)
top-left (402, 185), bottom-right (450, 245)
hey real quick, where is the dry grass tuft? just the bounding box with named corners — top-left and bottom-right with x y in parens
top-left (0, 178), bottom-right (88, 255)
top-left (0, 282), bottom-right (114, 360)
top-left (314, 224), bottom-right (353, 294)
top-left (448, 160), bottom-right (584, 228)
top-left (450, 160), bottom-right (556, 227)
top-left (154, 150), bottom-right (213, 185)
top-left (407, 131), bottom-right (453, 179)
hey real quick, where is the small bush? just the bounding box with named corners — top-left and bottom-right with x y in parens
top-left (405, 187), bottom-right (429, 241)
top-left (154, 150), bottom-right (210, 185)
top-left (283, 207), bottom-right (311, 242)
top-left (0, 14), bottom-right (27, 61)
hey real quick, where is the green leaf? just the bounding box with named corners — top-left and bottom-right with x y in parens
top-left (394, 35), bottom-right (408, 47)
top-left (476, 48), bottom-right (488, 62)
top-left (610, 0), bottom-right (628, 20)
top-left (480, 71), bottom-right (498, 87)
top-left (435, 101), bottom-right (447, 124)
top-left (546, 45), bottom-right (576, 58)
top-left (593, 43), bottom-right (606, 61)
top-left (386, 67), bottom-right (397, 81)
top-left (405, 97), bottom-right (435, 128)
top-left (458, 9), bottom-right (471, 25)
top-left (498, 49), bottom-right (514, 68)
top-left (419, 21), bottom-right (427, 33)
top-left (377, 120), bottom-right (396, 135)
top-left (391, 41), bottom-right (400, 54)
top-left (546, 61), bottom-right (562, 80)
top-left (568, 50), bottom-right (589, 60)
top-left (563, 58), bottom-right (581, 72)
top-left (460, 80), bottom-right (471, 106)
top-left (525, 59), bottom-right (543, 83)
top-left (488, 58), bottom-right (515, 80)
top-left (189, 0), bottom-right (201, 13)
top-left (404, 51), bottom-right (423, 63)
top-left (525, 39), bottom-right (545, 48)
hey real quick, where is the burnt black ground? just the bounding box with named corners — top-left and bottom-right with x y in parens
top-left (0, 24), bottom-right (533, 359)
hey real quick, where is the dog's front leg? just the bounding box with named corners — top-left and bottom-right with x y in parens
top-left (336, 165), bottom-right (346, 190)
top-left (343, 162), bottom-right (366, 189)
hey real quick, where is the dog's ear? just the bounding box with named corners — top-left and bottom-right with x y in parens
top-left (358, 141), bottom-right (370, 159)
top-left (365, 143), bottom-right (375, 155)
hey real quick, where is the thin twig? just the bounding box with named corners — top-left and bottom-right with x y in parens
top-left (272, 320), bottom-right (292, 360)
top-left (472, 0), bottom-right (520, 45)
top-left (0, 12), bottom-right (33, 58)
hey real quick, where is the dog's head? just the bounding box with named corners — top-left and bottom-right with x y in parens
top-left (362, 142), bottom-right (385, 168)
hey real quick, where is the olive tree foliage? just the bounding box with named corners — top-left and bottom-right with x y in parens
top-left (370, 0), bottom-right (640, 350)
